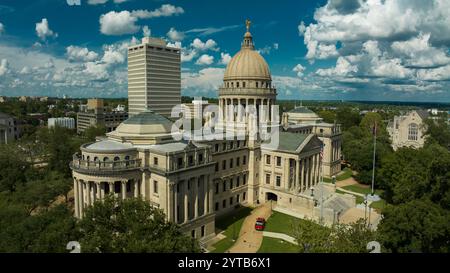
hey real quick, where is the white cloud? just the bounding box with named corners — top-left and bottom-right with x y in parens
top-left (142, 25), bottom-right (151, 37)
top-left (99, 5), bottom-right (184, 36)
top-left (185, 25), bottom-right (240, 36)
top-left (391, 33), bottom-right (450, 68)
top-left (131, 4), bottom-right (184, 19)
top-left (35, 18), bottom-right (57, 41)
top-left (66, 46), bottom-right (99, 62)
top-left (257, 43), bottom-right (279, 55)
top-left (196, 54), bottom-right (214, 66)
top-left (167, 27), bottom-right (185, 41)
top-left (88, 0), bottom-right (130, 4)
top-left (182, 67), bottom-right (225, 93)
top-left (191, 38), bottom-right (219, 51)
top-left (99, 11), bottom-right (139, 35)
top-left (0, 59), bottom-right (10, 76)
top-left (293, 64), bottom-right (306, 77)
top-left (219, 53), bottom-right (232, 65)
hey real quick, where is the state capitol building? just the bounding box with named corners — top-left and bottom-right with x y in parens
top-left (70, 21), bottom-right (347, 244)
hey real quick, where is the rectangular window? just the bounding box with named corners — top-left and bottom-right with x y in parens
top-left (215, 162), bottom-right (219, 172)
top-left (276, 157), bottom-right (281, 166)
top-left (177, 157), bottom-right (183, 168)
top-left (222, 143), bottom-right (227, 151)
top-left (236, 157), bottom-right (240, 166)
top-left (236, 176), bottom-right (240, 187)
top-left (223, 181), bottom-right (226, 192)
top-left (229, 158), bottom-right (233, 168)
top-left (188, 155), bottom-right (194, 166)
top-left (229, 197), bottom-right (233, 205)
top-left (243, 192), bottom-right (246, 200)
top-left (153, 157), bottom-right (158, 166)
top-left (215, 202), bottom-right (219, 211)
top-left (237, 141), bottom-right (240, 148)
top-left (229, 142), bottom-right (233, 149)
top-left (222, 160), bottom-right (226, 170)
top-left (243, 174), bottom-right (247, 185)
top-left (230, 179), bottom-right (233, 190)
top-left (243, 156), bottom-right (247, 165)
top-left (126, 181), bottom-right (131, 192)
top-left (201, 226), bottom-right (205, 237)
top-left (266, 174), bottom-right (271, 184)
top-left (198, 153), bottom-right (204, 163)
top-left (153, 181), bottom-right (158, 194)
top-left (215, 143), bottom-right (219, 152)
top-left (276, 176), bottom-right (281, 187)
top-left (223, 200), bottom-right (226, 208)
top-left (237, 194), bottom-right (240, 203)
top-left (215, 183), bottom-right (219, 194)
top-left (266, 155), bottom-right (271, 165)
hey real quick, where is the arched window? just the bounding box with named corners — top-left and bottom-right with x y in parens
top-left (236, 82), bottom-right (240, 88)
top-left (114, 156), bottom-right (120, 161)
top-left (408, 123), bottom-right (418, 141)
top-left (94, 157), bottom-right (99, 162)
top-left (103, 157), bottom-right (109, 162)
top-left (86, 156), bottom-right (90, 162)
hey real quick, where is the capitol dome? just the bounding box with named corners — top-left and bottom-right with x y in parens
top-left (223, 24), bottom-right (271, 81)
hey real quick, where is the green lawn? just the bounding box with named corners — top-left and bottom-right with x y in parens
top-left (336, 168), bottom-right (353, 181)
top-left (370, 199), bottom-right (386, 212)
top-left (264, 211), bottom-right (306, 237)
top-left (341, 184), bottom-right (384, 196)
top-left (336, 189), bottom-right (365, 204)
top-left (210, 207), bottom-right (252, 253)
top-left (257, 237), bottom-right (299, 253)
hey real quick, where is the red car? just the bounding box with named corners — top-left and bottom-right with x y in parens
top-left (255, 217), bottom-right (266, 231)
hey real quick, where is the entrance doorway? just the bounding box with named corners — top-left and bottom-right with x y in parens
top-left (266, 192), bottom-right (278, 202)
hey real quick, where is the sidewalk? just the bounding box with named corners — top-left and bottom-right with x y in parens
top-left (227, 203), bottom-right (272, 253)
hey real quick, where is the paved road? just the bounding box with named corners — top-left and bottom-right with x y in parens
top-left (228, 203), bottom-right (273, 253)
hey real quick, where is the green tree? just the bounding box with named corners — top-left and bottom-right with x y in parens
top-left (336, 107), bottom-right (361, 130)
top-left (0, 144), bottom-right (30, 192)
top-left (293, 219), bottom-right (376, 253)
top-left (318, 110), bottom-right (336, 123)
top-left (379, 144), bottom-right (450, 205)
top-left (0, 204), bottom-right (78, 253)
top-left (377, 199), bottom-right (450, 253)
top-left (83, 125), bottom-right (107, 142)
top-left (78, 196), bottom-right (201, 253)
top-left (424, 116), bottom-right (450, 149)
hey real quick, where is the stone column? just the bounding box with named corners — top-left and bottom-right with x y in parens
top-left (73, 179), bottom-right (79, 218)
top-left (284, 158), bottom-right (289, 191)
top-left (79, 180), bottom-right (84, 215)
top-left (203, 176), bottom-right (208, 215)
top-left (174, 182), bottom-right (178, 223)
top-left (194, 177), bottom-right (199, 219)
top-left (96, 183), bottom-right (101, 200)
top-left (109, 182), bottom-right (114, 197)
top-left (86, 182), bottom-right (91, 206)
top-left (100, 182), bottom-right (105, 199)
top-left (121, 181), bottom-right (126, 200)
top-left (184, 180), bottom-right (189, 223)
top-left (134, 179), bottom-right (138, 198)
top-left (300, 159), bottom-right (305, 192)
top-left (167, 182), bottom-right (174, 221)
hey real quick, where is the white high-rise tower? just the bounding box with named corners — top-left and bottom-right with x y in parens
top-left (127, 37), bottom-right (181, 117)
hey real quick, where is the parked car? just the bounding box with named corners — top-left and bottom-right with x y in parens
top-left (255, 217), bottom-right (266, 231)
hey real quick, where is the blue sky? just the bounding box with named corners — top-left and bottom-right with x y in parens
top-left (0, 0), bottom-right (450, 102)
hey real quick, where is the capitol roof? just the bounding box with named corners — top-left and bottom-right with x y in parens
top-left (115, 109), bottom-right (173, 136)
top-left (223, 21), bottom-right (271, 81)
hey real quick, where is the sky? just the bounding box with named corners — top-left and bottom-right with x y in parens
top-left (0, 0), bottom-right (450, 102)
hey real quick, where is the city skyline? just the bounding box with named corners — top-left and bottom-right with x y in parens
top-left (0, 0), bottom-right (450, 102)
